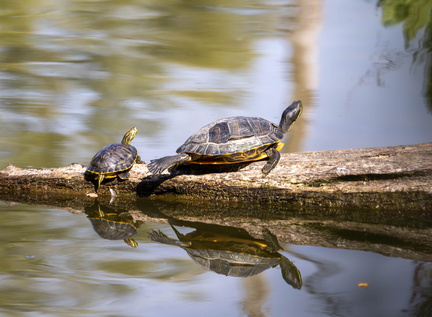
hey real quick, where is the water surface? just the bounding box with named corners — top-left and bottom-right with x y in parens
top-left (1, 202), bottom-right (431, 317)
top-left (0, 0), bottom-right (431, 315)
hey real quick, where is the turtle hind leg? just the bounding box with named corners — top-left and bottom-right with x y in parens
top-left (261, 147), bottom-right (281, 177)
top-left (148, 230), bottom-right (180, 246)
top-left (148, 154), bottom-right (190, 175)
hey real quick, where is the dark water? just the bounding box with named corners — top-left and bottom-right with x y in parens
top-left (1, 201), bottom-right (431, 317)
top-left (0, 0), bottom-right (431, 315)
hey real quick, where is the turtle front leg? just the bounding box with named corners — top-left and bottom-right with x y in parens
top-left (148, 154), bottom-right (191, 175)
top-left (96, 174), bottom-right (105, 192)
top-left (135, 155), bottom-right (145, 164)
top-left (262, 147), bottom-right (281, 177)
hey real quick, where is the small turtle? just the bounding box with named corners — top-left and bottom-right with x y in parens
top-left (149, 224), bottom-right (302, 289)
top-left (148, 100), bottom-right (302, 177)
top-left (85, 127), bottom-right (141, 191)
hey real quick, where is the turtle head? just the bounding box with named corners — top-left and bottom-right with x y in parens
top-left (279, 100), bottom-right (302, 133)
top-left (122, 127), bottom-right (138, 146)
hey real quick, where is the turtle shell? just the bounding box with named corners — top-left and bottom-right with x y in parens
top-left (176, 116), bottom-right (284, 162)
top-left (86, 143), bottom-right (138, 176)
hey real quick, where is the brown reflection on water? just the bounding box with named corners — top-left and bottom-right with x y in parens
top-left (241, 274), bottom-right (269, 317)
top-left (283, 0), bottom-right (322, 153)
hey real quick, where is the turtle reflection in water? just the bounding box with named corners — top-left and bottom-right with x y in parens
top-left (86, 204), bottom-right (143, 248)
top-left (149, 224), bottom-right (302, 289)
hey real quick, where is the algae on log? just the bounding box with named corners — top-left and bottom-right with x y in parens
top-left (0, 143), bottom-right (431, 211)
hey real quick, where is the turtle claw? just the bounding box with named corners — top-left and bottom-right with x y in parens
top-left (262, 147), bottom-right (280, 177)
top-left (148, 229), bottom-right (178, 245)
top-left (147, 160), bottom-right (164, 174)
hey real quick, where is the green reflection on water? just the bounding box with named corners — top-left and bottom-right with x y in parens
top-left (1, 0), bottom-right (431, 169)
top-left (378, 0), bottom-right (432, 42)
top-left (378, 0), bottom-right (432, 109)
top-left (0, 0), bottom-right (288, 168)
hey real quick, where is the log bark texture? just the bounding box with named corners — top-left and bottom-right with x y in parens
top-left (1, 143), bottom-right (431, 211)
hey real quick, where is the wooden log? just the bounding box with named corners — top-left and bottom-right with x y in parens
top-left (1, 143), bottom-right (431, 262)
top-left (0, 143), bottom-right (431, 211)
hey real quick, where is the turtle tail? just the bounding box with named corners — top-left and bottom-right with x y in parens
top-left (148, 154), bottom-right (190, 175)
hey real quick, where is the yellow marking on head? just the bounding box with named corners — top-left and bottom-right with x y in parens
top-left (122, 127), bottom-right (138, 145)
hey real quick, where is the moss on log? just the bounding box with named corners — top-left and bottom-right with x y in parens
top-left (0, 143), bottom-right (431, 211)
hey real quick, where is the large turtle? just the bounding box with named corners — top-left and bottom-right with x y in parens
top-left (85, 127), bottom-right (141, 191)
top-left (148, 223), bottom-right (302, 289)
top-left (148, 100), bottom-right (302, 177)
